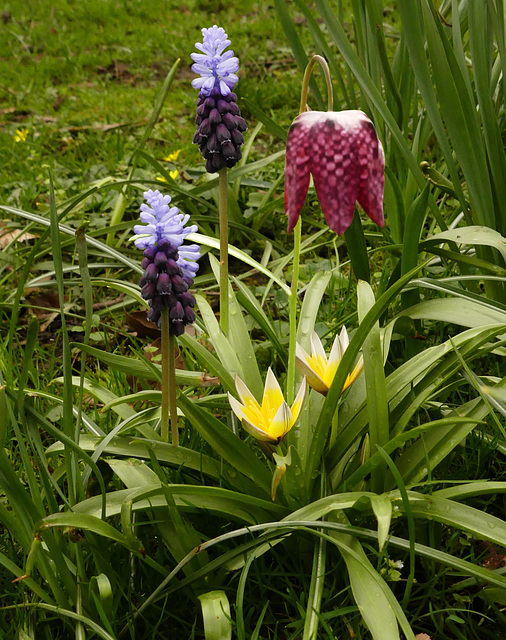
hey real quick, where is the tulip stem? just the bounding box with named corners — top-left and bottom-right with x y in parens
top-left (218, 167), bottom-right (229, 336)
top-left (286, 216), bottom-right (302, 405)
top-left (299, 55), bottom-right (333, 114)
top-left (161, 308), bottom-right (179, 445)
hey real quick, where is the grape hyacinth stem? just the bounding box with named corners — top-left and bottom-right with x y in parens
top-left (168, 332), bottom-right (178, 446)
top-left (161, 308), bottom-right (179, 446)
top-left (161, 307), bottom-right (170, 442)
top-left (219, 167), bottom-right (229, 336)
top-left (286, 55), bottom-right (333, 404)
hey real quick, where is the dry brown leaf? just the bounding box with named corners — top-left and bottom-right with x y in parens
top-left (25, 289), bottom-right (60, 323)
top-left (0, 228), bottom-right (36, 247)
top-left (479, 542), bottom-right (506, 569)
top-left (0, 106), bottom-right (30, 117)
top-left (39, 312), bottom-right (59, 333)
top-left (125, 310), bottom-right (160, 339)
top-left (59, 122), bottom-right (131, 134)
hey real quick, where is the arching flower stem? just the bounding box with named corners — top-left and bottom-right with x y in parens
top-left (286, 55), bottom-right (333, 405)
top-left (298, 54), bottom-right (333, 114)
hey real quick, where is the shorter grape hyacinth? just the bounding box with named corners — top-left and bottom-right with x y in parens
top-left (191, 25), bottom-right (247, 173)
top-left (134, 190), bottom-right (199, 335)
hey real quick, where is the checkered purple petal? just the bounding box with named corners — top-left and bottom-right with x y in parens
top-left (285, 110), bottom-right (384, 235)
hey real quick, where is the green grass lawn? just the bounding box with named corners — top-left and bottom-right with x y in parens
top-left (0, 0), bottom-right (309, 210)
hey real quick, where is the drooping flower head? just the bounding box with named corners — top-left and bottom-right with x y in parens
top-left (228, 369), bottom-right (306, 444)
top-left (285, 110), bottom-right (384, 235)
top-left (134, 190), bottom-right (200, 334)
top-left (191, 25), bottom-right (247, 173)
top-left (295, 328), bottom-right (364, 396)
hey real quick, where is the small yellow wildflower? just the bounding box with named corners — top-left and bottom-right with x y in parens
top-left (157, 171), bottom-right (178, 182)
top-left (228, 369), bottom-right (306, 444)
top-left (295, 328), bottom-right (364, 396)
top-left (14, 128), bottom-right (29, 143)
top-left (163, 149), bottom-right (181, 162)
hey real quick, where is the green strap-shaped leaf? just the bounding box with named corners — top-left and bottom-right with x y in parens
top-left (208, 255), bottom-right (263, 399)
top-left (358, 281), bottom-right (389, 492)
top-left (69, 343), bottom-right (217, 387)
top-left (402, 491), bottom-right (506, 549)
top-left (177, 394), bottom-right (272, 498)
top-left (370, 494), bottom-right (393, 552)
top-left (198, 590), bottom-right (232, 640)
top-left (232, 277), bottom-right (286, 362)
top-left (72, 484), bottom-right (286, 525)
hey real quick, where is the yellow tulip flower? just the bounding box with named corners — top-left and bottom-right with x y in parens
top-left (295, 328), bottom-right (363, 396)
top-left (228, 369), bottom-right (306, 444)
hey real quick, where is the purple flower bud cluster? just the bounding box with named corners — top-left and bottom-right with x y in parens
top-left (193, 90), bottom-right (247, 173)
top-left (191, 25), bottom-right (246, 173)
top-left (139, 239), bottom-right (196, 336)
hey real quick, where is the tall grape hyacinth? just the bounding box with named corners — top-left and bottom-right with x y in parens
top-left (134, 190), bottom-right (200, 336)
top-left (191, 25), bottom-right (247, 173)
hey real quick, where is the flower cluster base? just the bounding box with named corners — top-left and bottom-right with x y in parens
top-left (194, 90), bottom-right (247, 173)
top-left (139, 239), bottom-right (196, 336)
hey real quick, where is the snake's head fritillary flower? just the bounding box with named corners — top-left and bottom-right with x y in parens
top-left (285, 110), bottom-right (384, 235)
top-left (227, 369), bottom-right (306, 445)
top-left (134, 190), bottom-right (200, 334)
top-left (191, 25), bottom-right (247, 173)
top-left (295, 328), bottom-right (364, 396)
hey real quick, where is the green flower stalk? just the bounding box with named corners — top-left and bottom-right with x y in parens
top-left (285, 55), bottom-right (333, 404)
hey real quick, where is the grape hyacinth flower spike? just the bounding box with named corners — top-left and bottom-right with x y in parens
top-left (285, 110), bottom-right (385, 236)
top-left (134, 189), bottom-right (200, 336)
top-left (134, 189), bottom-right (200, 446)
top-left (191, 25), bottom-right (247, 336)
top-left (191, 25), bottom-right (247, 174)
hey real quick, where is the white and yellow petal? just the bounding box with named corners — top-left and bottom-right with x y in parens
top-left (343, 354), bottom-right (364, 392)
top-left (328, 332), bottom-right (343, 369)
top-left (295, 343), bottom-right (328, 394)
top-left (310, 331), bottom-right (327, 361)
top-left (227, 392), bottom-right (253, 424)
top-left (338, 325), bottom-right (350, 351)
top-left (231, 376), bottom-right (265, 431)
top-left (267, 401), bottom-right (292, 440)
top-left (241, 418), bottom-right (278, 443)
top-left (261, 367), bottom-right (285, 422)
top-left (234, 374), bottom-right (259, 408)
top-left (290, 377), bottom-right (307, 425)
